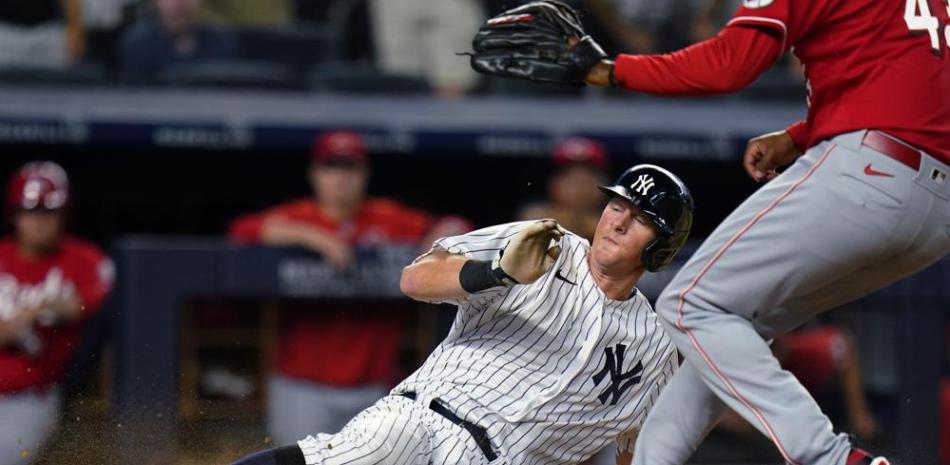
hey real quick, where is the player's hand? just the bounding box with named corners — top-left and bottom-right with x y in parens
top-left (0, 304), bottom-right (42, 346)
top-left (306, 232), bottom-right (355, 270)
top-left (499, 219), bottom-right (564, 284)
top-left (742, 130), bottom-right (800, 183)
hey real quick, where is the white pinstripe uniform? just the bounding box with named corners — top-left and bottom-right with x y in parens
top-left (297, 220), bottom-right (678, 465)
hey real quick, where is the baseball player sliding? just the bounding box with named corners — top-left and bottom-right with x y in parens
top-left (470, 1), bottom-right (950, 465)
top-left (225, 164), bottom-right (693, 465)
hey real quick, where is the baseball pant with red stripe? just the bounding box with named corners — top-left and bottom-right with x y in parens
top-left (635, 130), bottom-right (950, 465)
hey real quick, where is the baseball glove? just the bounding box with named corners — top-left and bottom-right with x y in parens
top-left (468, 0), bottom-right (607, 86)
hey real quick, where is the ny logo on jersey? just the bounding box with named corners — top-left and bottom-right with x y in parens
top-left (591, 343), bottom-right (644, 405)
top-left (629, 175), bottom-right (656, 196)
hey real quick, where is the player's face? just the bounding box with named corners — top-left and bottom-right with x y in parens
top-left (154, 0), bottom-right (200, 34)
top-left (14, 210), bottom-right (63, 254)
top-left (549, 165), bottom-right (607, 211)
top-left (310, 163), bottom-right (368, 211)
top-left (590, 198), bottom-right (657, 272)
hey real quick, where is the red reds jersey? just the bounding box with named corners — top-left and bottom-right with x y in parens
top-left (0, 237), bottom-right (114, 393)
top-left (230, 198), bottom-right (434, 386)
top-left (729, 0), bottom-right (950, 160)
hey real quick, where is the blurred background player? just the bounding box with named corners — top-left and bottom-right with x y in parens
top-left (518, 137), bottom-right (609, 241)
top-left (228, 130), bottom-right (470, 445)
top-left (198, 0), bottom-right (292, 26)
top-left (118, 0), bottom-right (237, 84)
top-left (0, 161), bottom-right (114, 465)
top-left (369, 0), bottom-right (484, 97)
top-left (585, 0), bottom-right (694, 54)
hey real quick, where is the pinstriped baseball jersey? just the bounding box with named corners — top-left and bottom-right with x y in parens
top-left (393, 220), bottom-right (678, 465)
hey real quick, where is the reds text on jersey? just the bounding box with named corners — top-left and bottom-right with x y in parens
top-left (0, 237), bottom-right (114, 393)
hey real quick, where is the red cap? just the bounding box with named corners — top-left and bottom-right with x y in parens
top-left (552, 137), bottom-right (608, 168)
top-left (7, 161), bottom-right (69, 212)
top-left (311, 131), bottom-right (368, 165)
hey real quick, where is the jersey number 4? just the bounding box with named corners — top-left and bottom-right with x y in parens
top-left (905, 0), bottom-right (950, 54)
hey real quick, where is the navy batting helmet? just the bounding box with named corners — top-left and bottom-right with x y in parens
top-left (599, 164), bottom-right (693, 272)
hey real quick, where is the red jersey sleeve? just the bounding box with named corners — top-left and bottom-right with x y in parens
top-left (726, 0), bottom-right (792, 50)
top-left (72, 245), bottom-right (115, 315)
top-left (614, 25), bottom-right (784, 96)
top-left (728, 0), bottom-right (843, 53)
top-left (368, 199), bottom-right (434, 240)
top-left (228, 200), bottom-right (321, 244)
top-left (785, 120), bottom-right (808, 152)
top-left (228, 212), bottom-right (267, 243)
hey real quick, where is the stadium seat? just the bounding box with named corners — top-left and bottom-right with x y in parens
top-left (483, 75), bottom-right (585, 97)
top-left (326, 0), bottom-right (375, 62)
top-left (0, 63), bottom-right (109, 87)
top-left (307, 62), bottom-right (431, 95)
top-left (236, 24), bottom-right (343, 70)
top-left (160, 59), bottom-right (302, 90)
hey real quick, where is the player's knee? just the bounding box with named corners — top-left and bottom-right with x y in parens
top-left (228, 445), bottom-right (305, 465)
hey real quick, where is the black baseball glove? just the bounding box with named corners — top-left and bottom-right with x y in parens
top-left (468, 0), bottom-right (607, 86)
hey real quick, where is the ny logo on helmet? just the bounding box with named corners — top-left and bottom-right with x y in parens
top-left (630, 174), bottom-right (655, 196)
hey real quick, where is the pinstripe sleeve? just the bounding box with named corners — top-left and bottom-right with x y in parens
top-left (416, 220), bottom-right (534, 306)
top-left (426, 220), bottom-right (532, 260)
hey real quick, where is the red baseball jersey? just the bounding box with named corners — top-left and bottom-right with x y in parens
top-left (0, 237), bottom-right (114, 393)
top-left (729, 0), bottom-right (950, 161)
top-left (230, 198), bottom-right (434, 386)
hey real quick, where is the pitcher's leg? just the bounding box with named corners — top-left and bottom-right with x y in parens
top-left (655, 294), bottom-right (849, 465)
top-left (634, 361), bottom-right (728, 465)
top-left (0, 388), bottom-right (60, 465)
top-left (648, 137), bottom-right (910, 465)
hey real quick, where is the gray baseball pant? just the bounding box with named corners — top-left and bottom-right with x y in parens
top-left (0, 387), bottom-right (60, 465)
top-left (635, 130), bottom-right (950, 465)
top-left (267, 375), bottom-right (387, 446)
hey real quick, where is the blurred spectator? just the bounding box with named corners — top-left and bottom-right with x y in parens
top-left (81, 0), bottom-right (135, 68)
top-left (0, 162), bottom-right (114, 465)
top-left (586, 0), bottom-right (694, 54)
top-left (687, 0), bottom-right (805, 80)
top-left (718, 324), bottom-right (879, 441)
top-left (0, 0), bottom-right (85, 68)
top-left (200, 0), bottom-right (292, 26)
top-left (118, 0), bottom-right (237, 84)
top-left (688, 0), bottom-right (735, 41)
top-left (81, 0), bottom-right (134, 31)
top-left (518, 137), bottom-right (610, 241)
top-left (369, 0), bottom-right (484, 97)
top-left (229, 131), bottom-right (470, 444)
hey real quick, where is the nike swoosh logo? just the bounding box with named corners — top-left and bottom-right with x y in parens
top-left (864, 163), bottom-right (894, 177)
top-left (554, 269), bottom-right (576, 286)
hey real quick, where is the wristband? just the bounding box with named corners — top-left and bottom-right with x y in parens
top-left (459, 259), bottom-right (518, 293)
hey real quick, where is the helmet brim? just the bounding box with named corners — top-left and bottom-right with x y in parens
top-left (599, 185), bottom-right (673, 236)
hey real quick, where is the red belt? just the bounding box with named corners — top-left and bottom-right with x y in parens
top-left (861, 130), bottom-right (922, 171)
